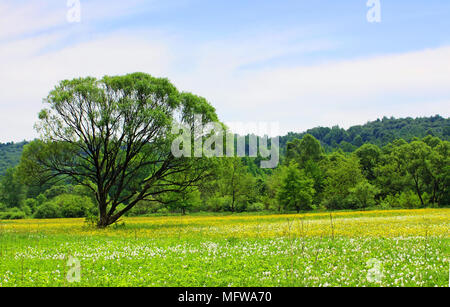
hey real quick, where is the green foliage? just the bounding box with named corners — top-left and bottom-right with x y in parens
top-left (0, 141), bottom-right (27, 176)
top-left (277, 163), bottom-right (315, 213)
top-left (19, 73), bottom-right (219, 227)
top-left (348, 181), bottom-right (379, 209)
top-left (43, 185), bottom-right (71, 199)
top-left (33, 194), bottom-right (95, 219)
top-left (321, 153), bottom-right (365, 210)
top-left (23, 198), bottom-right (39, 212)
top-left (0, 207), bottom-right (26, 220)
top-left (280, 115), bottom-right (449, 153)
top-left (286, 134), bottom-right (323, 166)
top-left (56, 194), bottom-right (96, 218)
top-left (1, 114), bottom-right (449, 218)
top-left (34, 202), bottom-right (61, 219)
top-left (247, 202), bottom-right (265, 212)
top-left (165, 187), bottom-right (203, 215)
top-left (0, 167), bottom-right (27, 208)
top-left (128, 200), bottom-right (162, 216)
top-left (381, 191), bottom-right (422, 209)
top-left (354, 144), bottom-right (381, 181)
top-left (206, 157), bottom-right (257, 212)
top-left (375, 138), bottom-right (448, 207)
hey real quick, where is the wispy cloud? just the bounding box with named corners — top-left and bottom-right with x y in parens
top-left (1, 1), bottom-right (449, 141)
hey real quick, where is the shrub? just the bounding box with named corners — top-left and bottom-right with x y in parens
top-left (36, 194), bottom-right (47, 206)
top-left (23, 198), bottom-right (39, 213)
top-left (347, 181), bottom-right (379, 209)
top-left (157, 207), bottom-right (169, 215)
top-left (34, 202), bottom-right (61, 219)
top-left (0, 208), bottom-right (26, 220)
top-left (44, 185), bottom-right (71, 199)
top-left (128, 200), bottom-right (161, 216)
top-left (51, 194), bottom-right (95, 218)
top-left (397, 191), bottom-right (422, 209)
top-left (20, 204), bottom-right (32, 216)
top-left (247, 202), bottom-right (265, 212)
top-left (381, 191), bottom-right (422, 209)
top-left (204, 196), bottom-right (231, 212)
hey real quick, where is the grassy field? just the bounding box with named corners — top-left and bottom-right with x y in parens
top-left (0, 208), bottom-right (449, 287)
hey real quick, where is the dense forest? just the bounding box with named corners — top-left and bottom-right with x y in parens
top-left (280, 115), bottom-right (450, 154)
top-left (0, 115), bottom-right (448, 220)
top-left (1, 116), bottom-right (448, 174)
top-left (0, 141), bottom-right (28, 176)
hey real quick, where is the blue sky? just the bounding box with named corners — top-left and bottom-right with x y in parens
top-left (1, 0), bottom-right (449, 141)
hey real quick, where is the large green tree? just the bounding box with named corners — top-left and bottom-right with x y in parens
top-left (286, 134), bottom-right (323, 166)
top-left (20, 73), bottom-right (218, 227)
top-left (354, 143), bottom-right (381, 181)
top-left (321, 152), bottom-right (365, 210)
top-left (0, 167), bottom-right (26, 208)
top-left (217, 157), bottom-right (256, 212)
top-left (277, 162), bottom-right (315, 213)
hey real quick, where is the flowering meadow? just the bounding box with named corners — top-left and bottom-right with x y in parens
top-left (0, 208), bottom-right (448, 287)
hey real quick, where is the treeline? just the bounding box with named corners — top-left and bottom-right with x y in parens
top-left (0, 133), bottom-right (448, 219)
top-left (280, 115), bottom-right (449, 154)
top-left (1, 116), bottom-right (448, 176)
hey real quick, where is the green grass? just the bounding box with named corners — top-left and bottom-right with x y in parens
top-left (0, 209), bottom-right (449, 287)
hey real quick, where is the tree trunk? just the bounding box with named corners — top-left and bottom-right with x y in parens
top-left (413, 177), bottom-right (424, 207)
top-left (432, 180), bottom-right (438, 205)
top-left (97, 198), bottom-right (111, 228)
top-left (231, 190), bottom-right (236, 213)
top-left (97, 216), bottom-right (110, 228)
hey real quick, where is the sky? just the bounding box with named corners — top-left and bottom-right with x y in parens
top-left (1, 0), bottom-right (450, 142)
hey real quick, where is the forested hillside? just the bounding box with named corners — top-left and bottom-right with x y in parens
top-left (280, 115), bottom-right (450, 154)
top-left (0, 141), bottom-right (28, 175)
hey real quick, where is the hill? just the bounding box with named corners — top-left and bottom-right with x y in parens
top-left (279, 115), bottom-right (449, 153)
top-left (0, 141), bottom-right (28, 175)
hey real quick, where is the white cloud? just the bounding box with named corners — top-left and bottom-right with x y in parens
top-left (171, 45), bottom-right (450, 135)
top-left (0, 3), bottom-right (449, 141)
top-left (0, 29), bottom-right (173, 142)
top-left (0, 1), bottom-right (65, 40)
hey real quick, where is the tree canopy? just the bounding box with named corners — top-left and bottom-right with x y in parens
top-left (19, 73), bottom-right (218, 227)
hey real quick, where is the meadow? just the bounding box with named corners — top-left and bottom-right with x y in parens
top-left (0, 208), bottom-right (449, 287)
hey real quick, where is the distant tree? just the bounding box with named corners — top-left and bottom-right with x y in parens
top-left (286, 134), bottom-right (323, 166)
top-left (19, 73), bottom-right (218, 227)
top-left (217, 157), bottom-right (255, 212)
top-left (339, 141), bottom-right (356, 153)
top-left (264, 167), bottom-right (283, 212)
top-left (353, 135), bottom-right (364, 147)
top-left (348, 181), bottom-right (379, 209)
top-left (374, 138), bottom-right (449, 207)
top-left (321, 153), bottom-right (365, 210)
top-left (277, 162), bottom-right (315, 213)
top-left (395, 141), bottom-right (432, 207)
top-left (426, 140), bottom-right (449, 206)
top-left (354, 144), bottom-right (381, 181)
top-left (375, 143), bottom-right (411, 199)
top-left (0, 167), bottom-right (26, 208)
top-left (0, 141), bottom-right (28, 176)
top-left (165, 187), bottom-right (202, 215)
top-left (444, 126), bottom-right (450, 137)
